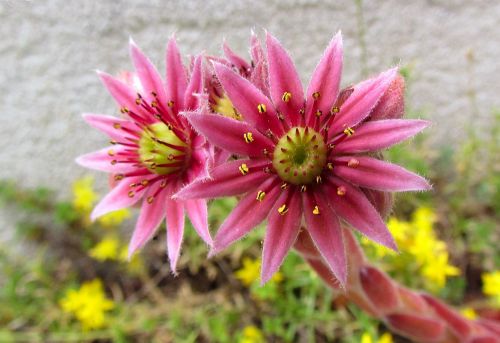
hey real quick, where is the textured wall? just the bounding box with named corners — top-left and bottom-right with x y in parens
top-left (0, 0), bottom-right (498, 234)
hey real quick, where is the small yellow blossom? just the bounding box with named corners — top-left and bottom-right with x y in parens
top-left (421, 251), bottom-right (460, 289)
top-left (72, 176), bottom-right (97, 212)
top-left (412, 206), bottom-right (436, 233)
top-left (235, 257), bottom-right (282, 286)
top-left (97, 208), bottom-right (131, 228)
top-left (239, 325), bottom-right (264, 343)
top-left (89, 237), bottom-right (120, 261)
top-left (361, 332), bottom-right (393, 343)
top-left (460, 307), bottom-right (477, 320)
top-left (119, 246), bottom-right (144, 275)
top-left (482, 271), bottom-right (500, 304)
top-left (60, 279), bottom-right (114, 330)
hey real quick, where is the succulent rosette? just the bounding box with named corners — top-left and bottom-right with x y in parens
top-left (76, 38), bottom-right (212, 272)
top-left (177, 32), bottom-right (430, 285)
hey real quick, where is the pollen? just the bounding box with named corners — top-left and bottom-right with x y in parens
top-left (128, 190), bottom-right (135, 198)
top-left (280, 182), bottom-right (288, 190)
top-left (316, 175), bottom-right (322, 184)
top-left (312, 91), bottom-right (321, 100)
top-left (331, 106), bottom-right (339, 114)
top-left (343, 127), bottom-right (355, 136)
top-left (167, 100), bottom-right (174, 107)
top-left (300, 185), bottom-right (307, 192)
top-left (299, 108), bottom-right (305, 116)
top-left (315, 110), bottom-right (322, 117)
top-left (256, 190), bottom-right (266, 201)
top-left (312, 205), bottom-right (320, 215)
top-left (113, 123), bottom-right (121, 129)
top-left (239, 163), bottom-right (249, 175)
top-left (278, 204), bottom-right (288, 215)
top-left (257, 103), bottom-right (267, 113)
top-left (107, 149), bottom-right (115, 156)
top-left (282, 91), bottom-right (292, 102)
top-left (347, 158), bottom-right (359, 167)
top-left (147, 196), bottom-right (154, 204)
top-left (244, 132), bottom-right (254, 143)
top-left (114, 174), bottom-right (124, 181)
top-left (337, 186), bottom-right (346, 196)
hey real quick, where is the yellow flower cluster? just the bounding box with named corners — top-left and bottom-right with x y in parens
top-left (239, 325), bottom-right (265, 343)
top-left (361, 332), bottom-right (393, 343)
top-left (482, 271), bottom-right (500, 304)
top-left (363, 207), bottom-right (459, 291)
top-left (59, 279), bottom-right (115, 330)
top-left (235, 257), bottom-right (283, 286)
top-left (71, 176), bottom-right (131, 228)
top-left (89, 236), bottom-right (144, 274)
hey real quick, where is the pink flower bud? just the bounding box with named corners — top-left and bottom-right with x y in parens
top-left (387, 313), bottom-right (446, 342)
top-left (360, 266), bottom-right (399, 314)
top-left (422, 294), bottom-right (472, 338)
top-left (370, 74), bottom-right (405, 120)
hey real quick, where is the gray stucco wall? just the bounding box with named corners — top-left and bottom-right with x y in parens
top-left (0, 0), bottom-right (498, 238)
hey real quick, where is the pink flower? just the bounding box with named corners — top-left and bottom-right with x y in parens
top-left (76, 38), bottom-right (212, 272)
top-left (177, 32), bottom-right (430, 285)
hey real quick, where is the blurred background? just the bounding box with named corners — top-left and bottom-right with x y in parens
top-left (0, 0), bottom-right (498, 342)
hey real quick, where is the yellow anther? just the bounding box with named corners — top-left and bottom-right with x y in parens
top-left (277, 112), bottom-right (285, 121)
top-left (160, 179), bottom-right (168, 188)
top-left (280, 182), bottom-right (288, 190)
top-left (343, 127), bottom-right (355, 136)
top-left (299, 108), bottom-right (305, 115)
top-left (147, 196), bottom-right (154, 204)
top-left (141, 179), bottom-right (149, 186)
top-left (256, 190), bottom-right (266, 201)
top-left (278, 204), bottom-right (288, 215)
top-left (282, 91), bottom-right (292, 102)
top-left (239, 163), bottom-right (249, 175)
top-left (150, 162), bottom-right (157, 169)
top-left (107, 149), bottom-right (115, 156)
top-left (167, 100), bottom-right (174, 108)
top-left (312, 91), bottom-right (321, 100)
top-left (300, 185), bottom-right (307, 192)
top-left (313, 205), bottom-right (320, 215)
top-left (114, 174), bottom-right (124, 181)
top-left (331, 106), bottom-right (340, 114)
top-left (243, 132), bottom-right (254, 143)
top-left (257, 103), bottom-right (267, 113)
top-left (135, 97), bottom-right (142, 105)
top-left (347, 158), bottom-right (359, 167)
top-left (327, 162), bottom-right (334, 170)
top-left (315, 110), bottom-right (322, 117)
top-left (328, 143), bottom-right (335, 149)
top-left (151, 100), bottom-right (158, 108)
top-left (316, 175), bottom-right (322, 184)
top-left (128, 190), bottom-right (135, 198)
top-left (113, 123), bottom-right (121, 129)
top-left (337, 186), bottom-right (346, 196)
top-left (110, 160), bottom-right (117, 165)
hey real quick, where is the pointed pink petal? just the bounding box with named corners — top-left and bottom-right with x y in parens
top-left (165, 197), bottom-right (185, 273)
top-left (333, 156), bottom-right (431, 192)
top-left (306, 32), bottom-right (343, 124)
top-left (249, 32), bottom-right (269, 95)
top-left (328, 68), bottom-right (398, 139)
top-left (91, 176), bottom-right (150, 220)
top-left (334, 119), bottom-right (430, 153)
top-left (97, 71), bottom-right (151, 121)
top-left (128, 183), bottom-right (168, 256)
top-left (211, 176), bottom-right (281, 254)
top-left (261, 188), bottom-right (302, 284)
top-left (222, 40), bottom-right (251, 74)
top-left (266, 32), bottom-right (304, 126)
top-left (184, 199), bottom-right (212, 245)
top-left (184, 112), bottom-right (274, 157)
top-left (166, 37), bottom-right (188, 110)
top-left (214, 63), bottom-right (282, 135)
top-left (82, 113), bottom-right (139, 142)
top-left (129, 39), bottom-right (168, 105)
top-left (302, 191), bottom-right (346, 286)
top-left (324, 176), bottom-right (397, 250)
top-left (175, 159), bottom-right (271, 199)
top-left (183, 55), bottom-right (203, 110)
top-left (370, 74), bottom-right (405, 120)
top-left (75, 146), bottom-right (138, 173)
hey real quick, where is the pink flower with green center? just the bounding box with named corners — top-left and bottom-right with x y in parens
top-left (76, 38), bottom-right (212, 272)
top-left (177, 32), bottom-right (431, 285)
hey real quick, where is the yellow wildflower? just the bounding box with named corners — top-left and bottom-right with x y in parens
top-left (460, 307), bottom-right (477, 320)
top-left (361, 332), bottom-right (393, 343)
top-left (421, 251), bottom-right (460, 289)
top-left (89, 237), bottom-right (120, 261)
top-left (97, 208), bottom-right (131, 228)
top-left (72, 176), bottom-right (97, 212)
top-left (482, 271), bottom-right (500, 303)
top-left (412, 206), bottom-right (436, 233)
top-left (60, 279), bottom-right (114, 330)
top-left (235, 257), bottom-right (282, 286)
top-left (239, 325), bottom-right (264, 343)
top-left (119, 246), bottom-right (144, 275)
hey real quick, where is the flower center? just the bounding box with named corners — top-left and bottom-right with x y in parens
top-left (138, 122), bottom-right (189, 175)
top-left (272, 127), bottom-right (327, 185)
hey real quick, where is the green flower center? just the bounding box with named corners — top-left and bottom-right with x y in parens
top-left (138, 123), bottom-right (189, 175)
top-left (272, 127), bottom-right (327, 185)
